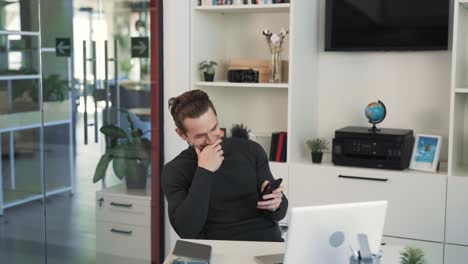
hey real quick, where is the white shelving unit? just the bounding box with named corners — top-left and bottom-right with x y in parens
top-left (446, 2), bottom-right (468, 258)
top-left (0, 31), bottom-right (74, 215)
top-left (191, 0), bottom-right (318, 167)
top-left (164, 2), bottom-right (467, 263)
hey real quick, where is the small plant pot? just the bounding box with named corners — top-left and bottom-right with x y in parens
top-left (204, 72), bottom-right (214, 82)
top-left (311, 152), bottom-right (323, 164)
top-left (123, 161), bottom-right (148, 189)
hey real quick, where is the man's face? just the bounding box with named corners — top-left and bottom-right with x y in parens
top-left (176, 107), bottom-right (223, 150)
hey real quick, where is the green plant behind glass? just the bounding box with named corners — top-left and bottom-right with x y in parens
top-left (93, 111), bottom-right (151, 184)
top-left (11, 74), bottom-right (68, 102)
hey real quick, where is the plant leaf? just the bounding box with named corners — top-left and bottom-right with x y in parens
top-left (93, 153), bottom-right (113, 183)
top-left (127, 113), bottom-right (135, 131)
top-left (131, 128), bottom-right (143, 138)
top-left (112, 157), bottom-right (127, 180)
top-left (100, 125), bottom-right (127, 140)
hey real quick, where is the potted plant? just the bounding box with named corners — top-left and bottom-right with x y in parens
top-left (306, 138), bottom-right (329, 164)
top-left (400, 246), bottom-right (426, 264)
top-left (199, 60), bottom-right (217, 82)
top-left (42, 74), bottom-right (69, 102)
top-left (12, 74), bottom-right (69, 103)
top-left (93, 112), bottom-right (151, 189)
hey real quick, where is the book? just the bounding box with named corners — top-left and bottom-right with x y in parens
top-left (275, 132), bottom-right (285, 162)
top-left (280, 132), bottom-right (287, 162)
top-left (269, 132), bottom-right (279, 161)
top-left (172, 240), bottom-right (212, 264)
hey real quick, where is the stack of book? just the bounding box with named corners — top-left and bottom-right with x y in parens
top-left (198, 0), bottom-right (289, 6)
top-left (269, 131), bottom-right (287, 162)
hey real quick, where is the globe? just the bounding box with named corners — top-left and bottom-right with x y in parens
top-left (365, 100), bottom-right (386, 131)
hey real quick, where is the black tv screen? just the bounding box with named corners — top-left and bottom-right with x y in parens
top-left (325, 0), bottom-right (449, 51)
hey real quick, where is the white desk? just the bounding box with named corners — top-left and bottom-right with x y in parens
top-left (164, 239), bottom-right (285, 264)
top-left (163, 238), bottom-right (411, 264)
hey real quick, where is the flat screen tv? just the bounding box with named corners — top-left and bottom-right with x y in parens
top-left (325, 0), bottom-right (449, 51)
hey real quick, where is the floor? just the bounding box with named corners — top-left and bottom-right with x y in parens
top-left (0, 111), bottom-right (122, 264)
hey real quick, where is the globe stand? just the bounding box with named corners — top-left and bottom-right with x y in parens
top-left (368, 123), bottom-right (381, 133)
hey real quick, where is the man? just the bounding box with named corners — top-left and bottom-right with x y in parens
top-left (162, 89), bottom-right (288, 241)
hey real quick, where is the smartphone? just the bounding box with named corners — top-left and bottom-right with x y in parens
top-left (260, 178), bottom-right (283, 201)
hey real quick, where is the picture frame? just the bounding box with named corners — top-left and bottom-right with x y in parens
top-left (409, 134), bottom-right (442, 172)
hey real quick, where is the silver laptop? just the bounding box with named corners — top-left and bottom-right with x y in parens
top-left (254, 200), bottom-right (387, 264)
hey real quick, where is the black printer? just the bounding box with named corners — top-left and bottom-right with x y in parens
top-left (332, 126), bottom-right (414, 170)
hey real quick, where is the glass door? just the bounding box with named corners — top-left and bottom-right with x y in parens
top-left (1, 0), bottom-right (155, 262)
top-left (0, 0), bottom-right (46, 263)
top-left (43, 0), bottom-right (153, 263)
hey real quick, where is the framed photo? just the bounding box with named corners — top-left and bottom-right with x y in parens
top-left (409, 134), bottom-right (442, 172)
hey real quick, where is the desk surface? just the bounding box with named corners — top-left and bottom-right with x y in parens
top-left (164, 239), bottom-right (407, 264)
top-left (164, 239), bottom-right (285, 264)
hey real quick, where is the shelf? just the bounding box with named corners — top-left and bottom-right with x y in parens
top-left (0, 30), bottom-right (40, 36)
top-left (4, 185), bottom-right (71, 207)
top-left (194, 81), bottom-right (288, 89)
top-left (194, 3), bottom-right (290, 13)
top-left (460, 0), bottom-right (468, 9)
top-left (0, 101), bottom-right (71, 132)
top-left (0, 74), bottom-right (40, 81)
top-left (41, 47), bottom-right (56, 53)
top-left (455, 88), bottom-right (468, 93)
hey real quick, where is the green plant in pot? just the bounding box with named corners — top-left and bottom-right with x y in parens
top-left (42, 74), bottom-right (69, 102)
top-left (400, 246), bottom-right (426, 264)
top-left (306, 138), bottom-right (328, 164)
top-left (12, 74), bottom-right (69, 103)
top-left (199, 60), bottom-right (217, 82)
top-left (93, 113), bottom-right (151, 189)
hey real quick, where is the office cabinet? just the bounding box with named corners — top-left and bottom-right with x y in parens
top-left (96, 183), bottom-right (151, 262)
top-left (289, 163), bottom-right (446, 242)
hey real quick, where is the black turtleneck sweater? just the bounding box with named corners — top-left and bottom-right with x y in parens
top-left (161, 137), bottom-right (288, 241)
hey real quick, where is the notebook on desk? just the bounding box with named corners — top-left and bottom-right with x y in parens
top-left (254, 253), bottom-right (284, 264)
top-left (172, 240), bottom-right (212, 264)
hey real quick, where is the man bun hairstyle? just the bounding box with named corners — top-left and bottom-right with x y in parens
top-left (168, 89), bottom-right (217, 133)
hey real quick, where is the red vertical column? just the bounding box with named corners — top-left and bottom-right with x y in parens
top-left (150, 0), bottom-right (162, 263)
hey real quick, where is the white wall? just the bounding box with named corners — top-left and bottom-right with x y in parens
top-left (315, 0), bottom-right (452, 160)
top-left (162, 0), bottom-right (453, 254)
top-left (163, 0), bottom-right (189, 257)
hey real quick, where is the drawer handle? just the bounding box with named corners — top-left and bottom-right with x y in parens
top-left (338, 175), bottom-right (388, 182)
top-left (110, 228), bottom-right (133, 235)
top-left (110, 202), bottom-right (133, 208)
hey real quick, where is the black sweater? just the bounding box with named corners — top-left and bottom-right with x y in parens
top-left (161, 137), bottom-right (288, 241)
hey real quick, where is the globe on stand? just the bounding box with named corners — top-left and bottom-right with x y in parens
top-left (365, 100), bottom-right (386, 132)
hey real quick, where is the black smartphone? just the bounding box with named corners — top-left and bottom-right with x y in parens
top-left (260, 178), bottom-right (283, 201)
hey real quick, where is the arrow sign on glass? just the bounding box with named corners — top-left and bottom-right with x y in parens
top-left (131, 37), bottom-right (149, 58)
top-left (56, 38), bottom-right (71, 57)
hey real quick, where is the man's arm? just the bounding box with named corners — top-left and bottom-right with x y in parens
top-left (162, 140), bottom-right (224, 238)
top-left (161, 164), bottom-right (215, 238)
top-left (253, 141), bottom-right (288, 221)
